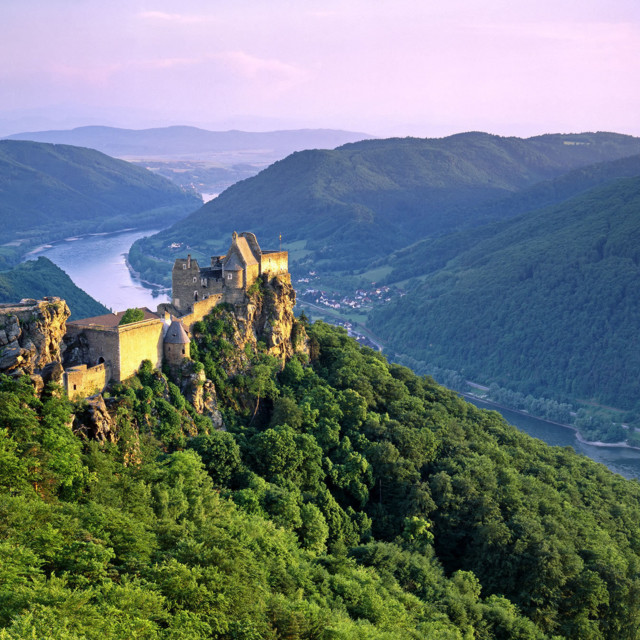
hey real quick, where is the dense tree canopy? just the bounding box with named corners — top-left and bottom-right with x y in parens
top-left (3, 312), bottom-right (640, 638)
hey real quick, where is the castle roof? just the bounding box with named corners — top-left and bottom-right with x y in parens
top-left (232, 235), bottom-right (259, 267)
top-left (224, 254), bottom-right (244, 271)
top-left (68, 307), bottom-right (160, 329)
top-left (164, 320), bottom-right (190, 344)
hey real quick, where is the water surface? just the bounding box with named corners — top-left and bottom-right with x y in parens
top-left (30, 229), bottom-right (170, 312)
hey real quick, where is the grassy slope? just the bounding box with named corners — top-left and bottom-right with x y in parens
top-left (0, 257), bottom-right (109, 319)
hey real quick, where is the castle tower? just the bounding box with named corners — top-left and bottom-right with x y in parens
top-left (163, 319), bottom-right (190, 365)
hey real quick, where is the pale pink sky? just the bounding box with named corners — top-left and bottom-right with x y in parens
top-left (1, 0), bottom-right (639, 137)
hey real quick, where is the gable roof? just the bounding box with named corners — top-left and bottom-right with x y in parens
top-left (232, 236), bottom-right (259, 267)
top-left (224, 254), bottom-right (244, 271)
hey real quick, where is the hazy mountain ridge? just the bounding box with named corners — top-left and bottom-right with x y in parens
top-left (4, 125), bottom-right (374, 159)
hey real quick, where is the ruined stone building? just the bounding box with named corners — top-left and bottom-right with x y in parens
top-left (171, 231), bottom-right (288, 313)
top-left (0, 232), bottom-right (291, 400)
top-left (0, 232), bottom-right (289, 400)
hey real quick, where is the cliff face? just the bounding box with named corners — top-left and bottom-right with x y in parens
top-left (235, 273), bottom-right (308, 361)
top-left (0, 297), bottom-right (69, 390)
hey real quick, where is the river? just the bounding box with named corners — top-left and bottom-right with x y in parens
top-left (26, 230), bottom-right (640, 479)
top-left (467, 397), bottom-right (640, 480)
top-left (28, 228), bottom-right (169, 312)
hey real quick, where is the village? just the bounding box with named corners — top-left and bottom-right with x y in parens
top-left (295, 269), bottom-right (405, 312)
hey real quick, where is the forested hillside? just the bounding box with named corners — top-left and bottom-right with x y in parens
top-left (370, 175), bottom-right (640, 414)
top-left (0, 257), bottom-right (108, 319)
top-left (3, 312), bottom-right (640, 639)
top-left (130, 131), bottom-right (640, 281)
top-left (0, 140), bottom-right (201, 267)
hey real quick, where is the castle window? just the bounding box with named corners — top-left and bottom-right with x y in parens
top-left (182, 264), bottom-right (186, 270)
top-left (193, 276), bottom-right (197, 283)
top-left (73, 384), bottom-right (77, 390)
top-left (227, 273), bottom-right (232, 280)
top-left (194, 291), bottom-right (199, 301)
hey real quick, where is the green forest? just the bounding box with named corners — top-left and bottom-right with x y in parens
top-left (0, 258), bottom-right (108, 319)
top-left (3, 310), bottom-right (640, 639)
top-left (370, 176), bottom-right (640, 421)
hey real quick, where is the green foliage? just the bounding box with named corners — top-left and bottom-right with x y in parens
top-left (4, 320), bottom-right (640, 638)
top-left (118, 307), bottom-right (145, 325)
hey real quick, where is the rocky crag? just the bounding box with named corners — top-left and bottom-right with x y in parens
top-left (0, 297), bottom-right (69, 393)
top-left (235, 273), bottom-right (308, 362)
top-left (0, 274), bottom-right (304, 440)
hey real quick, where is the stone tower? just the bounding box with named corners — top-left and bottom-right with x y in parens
top-left (163, 319), bottom-right (190, 365)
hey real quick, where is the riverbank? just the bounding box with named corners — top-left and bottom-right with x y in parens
top-left (463, 392), bottom-right (640, 452)
top-left (123, 252), bottom-right (170, 291)
top-left (24, 228), bottom-right (137, 259)
top-left (31, 228), bottom-right (169, 312)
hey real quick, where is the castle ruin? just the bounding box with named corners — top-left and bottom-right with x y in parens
top-left (171, 231), bottom-right (288, 313)
top-left (57, 231), bottom-right (289, 399)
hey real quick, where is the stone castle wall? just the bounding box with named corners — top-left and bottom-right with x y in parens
top-left (178, 294), bottom-right (224, 330)
top-left (66, 324), bottom-right (120, 375)
top-left (261, 251), bottom-right (288, 275)
top-left (65, 363), bottom-right (109, 400)
top-left (66, 317), bottom-right (164, 382)
top-left (117, 318), bottom-right (164, 381)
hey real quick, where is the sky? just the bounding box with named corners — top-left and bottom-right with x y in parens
top-left (1, 0), bottom-right (639, 138)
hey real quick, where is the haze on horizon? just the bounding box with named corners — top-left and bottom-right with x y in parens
top-left (1, 0), bottom-right (639, 139)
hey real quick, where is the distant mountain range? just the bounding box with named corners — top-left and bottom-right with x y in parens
top-left (3, 125), bottom-right (374, 160)
top-left (133, 130), bottom-right (640, 271)
top-left (129, 130), bottom-right (640, 416)
top-left (0, 140), bottom-right (201, 267)
top-left (0, 257), bottom-right (108, 319)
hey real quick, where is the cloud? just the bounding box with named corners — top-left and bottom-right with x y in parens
top-left (213, 51), bottom-right (306, 81)
top-left (138, 11), bottom-right (217, 25)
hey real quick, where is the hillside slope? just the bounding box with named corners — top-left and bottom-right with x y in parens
top-left (375, 153), bottom-right (640, 284)
top-left (0, 257), bottom-right (108, 319)
top-left (0, 140), bottom-right (201, 266)
top-left (370, 175), bottom-right (640, 411)
top-left (132, 131), bottom-right (640, 278)
top-left (3, 304), bottom-right (640, 638)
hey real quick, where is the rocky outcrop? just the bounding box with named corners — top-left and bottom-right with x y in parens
top-left (179, 360), bottom-right (223, 429)
top-left (234, 274), bottom-right (308, 361)
top-left (0, 297), bottom-right (69, 388)
top-left (73, 394), bottom-right (116, 442)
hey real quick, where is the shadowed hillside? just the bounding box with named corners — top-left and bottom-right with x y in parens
top-left (0, 140), bottom-right (201, 267)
